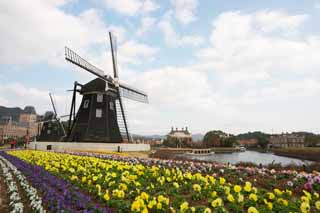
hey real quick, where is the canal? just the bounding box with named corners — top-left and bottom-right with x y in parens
top-left (183, 150), bottom-right (312, 165)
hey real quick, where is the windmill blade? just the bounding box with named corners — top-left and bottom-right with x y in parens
top-left (119, 83), bottom-right (148, 103)
top-left (49, 93), bottom-right (58, 117)
top-left (65, 46), bottom-right (112, 83)
top-left (48, 93), bottom-right (66, 137)
top-left (109, 32), bottom-right (119, 78)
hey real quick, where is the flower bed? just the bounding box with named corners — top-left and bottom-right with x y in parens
top-left (0, 155), bottom-right (44, 212)
top-left (0, 151), bottom-right (113, 212)
top-left (0, 156), bottom-right (24, 212)
top-left (61, 150), bottom-right (320, 194)
top-left (7, 150), bottom-right (320, 212)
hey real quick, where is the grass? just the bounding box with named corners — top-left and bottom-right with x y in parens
top-left (272, 147), bottom-right (320, 162)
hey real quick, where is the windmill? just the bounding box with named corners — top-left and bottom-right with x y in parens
top-left (38, 93), bottom-right (66, 141)
top-left (64, 32), bottom-right (148, 143)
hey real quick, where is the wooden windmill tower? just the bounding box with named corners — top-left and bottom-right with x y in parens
top-left (64, 32), bottom-right (148, 143)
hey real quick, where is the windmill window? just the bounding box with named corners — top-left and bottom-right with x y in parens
top-left (83, 100), bottom-right (89, 109)
top-left (109, 101), bottom-right (114, 110)
top-left (96, 109), bottom-right (102, 118)
top-left (97, 94), bottom-right (103, 103)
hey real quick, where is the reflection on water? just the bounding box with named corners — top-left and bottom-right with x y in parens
top-left (183, 151), bottom-right (312, 165)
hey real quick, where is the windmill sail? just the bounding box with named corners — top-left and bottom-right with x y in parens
top-left (49, 93), bottom-right (66, 137)
top-left (109, 32), bottom-right (119, 78)
top-left (65, 47), bottom-right (112, 82)
top-left (119, 83), bottom-right (148, 103)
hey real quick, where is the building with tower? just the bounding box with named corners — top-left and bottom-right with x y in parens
top-left (167, 127), bottom-right (192, 148)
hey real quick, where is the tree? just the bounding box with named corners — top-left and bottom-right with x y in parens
top-left (221, 137), bottom-right (237, 147)
top-left (203, 130), bottom-right (233, 148)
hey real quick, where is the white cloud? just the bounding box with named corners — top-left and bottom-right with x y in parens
top-left (127, 10), bottom-right (320, 134)
top-left (0, 83), bottom-right (70, 115)
top-left (0, 0), bottom-right (160, 70)
top-left (0, 0), bottom-right (109, 66)
top-left (315, 1), bottom-right (320, 9)
top-left (158, 11), bottom-right (204, 46)
top-left (103, 0), bottom-right (159, 16)
top-left (136, 17), bottom-right (156, 36)
top-left (119, 41), bottom-right (159, 64)
top-left (171, 0), bottom-right (198, 25)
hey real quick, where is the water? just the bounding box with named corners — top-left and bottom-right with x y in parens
top-left (183, 150), bottom-right (312, 165)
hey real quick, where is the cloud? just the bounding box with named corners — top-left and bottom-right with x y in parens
top-left (158, 11), bottom-right (204, 46)
top-left (0, 83), bottom-right (70, 115)
top-left (126, 10), bottom-right (320, 134)
top-left (119, 41), bottom-right (159, 64)
top-left (0, 0), bottom-right (160, 71)
top-left (171, 0), bottom-right (198, 25)
top-left (0, 0), bottom-right (110, 66)
top-left (103, 0), bottom-right (159, 16)
top-left (316, 1), bottom-right (320, 9)
top-left (136, 17), bottom-right (156, 36)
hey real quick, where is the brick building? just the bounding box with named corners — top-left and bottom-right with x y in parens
top-left (0, 106), bottom-right (38, 141)
top-left (270, 134), bottom-right (305, 148)
top-left (238, 139), bottom-right (258, 147)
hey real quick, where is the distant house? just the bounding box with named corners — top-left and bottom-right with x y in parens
top-left (0, 105), bottom-right (38, 140)
top-left (238, 139), bottom-right (258, 147)
top-left (167, 127), bottom-right (192, 148)
top-left (270, 134), bottom-right (305, 148)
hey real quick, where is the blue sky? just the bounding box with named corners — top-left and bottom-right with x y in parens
top-left (1, 0), bottom-right (320, 135)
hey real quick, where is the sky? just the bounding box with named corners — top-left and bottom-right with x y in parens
top-left (1, 0), bottom-right (320, 135)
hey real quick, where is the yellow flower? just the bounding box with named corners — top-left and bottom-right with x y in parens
top-left (234, 185), bottom-right (242, 193)
top-left (190, 207), bottom-right (195, 212)
top-left (92, 176), bottom-right (98, 182)
top-left (111, 172), bottom-right (117, 178)
top-left (315, 201), bottom-right (320, 210)
top-left (81, 176), bottom-right (86, 183)
top-left (303, 190), bottom-right (312, 200)
top-left (147, 199), bottom-right (157, 209)
top-left (248, 206), bottom-right (259, 213)
top-left (141, 192), bottom-right (149, 201)
top-left (158, 195), bottom-right (165, 203)
top-left (267, 192), bottom-right (275, 200)
top-left (267, 202), bottom-right (273, 210)
top-left (249, 193), bottom-right (258, 202)
top-left (156, 202), bottom-right (162, 209)
top-left (131, 199), bottom-right (142, 211)
top-left (204, 208), bottom-right (211, 213)
top-left (211, 191), bottom-right (217, 198)
top-left (252, 187), bottom-right (258, 194)
top-left (142, 208), bottom-right (148, 213)
top-left (119, 183), bottom-right (127, 191)
top-left (170, 207), bottom-right (176, 213)
top-left (95, 184), bottom-right (101, 195)
top-left (285, 189), bottom-right (292, 196)
top-left (173, 182), bottom-right (179, 189)
top-left (301, 196), bottom-right (309, 203)
top-left (227, 194), bottom-right (235, 203)
top-left (193, 184), bottom-right (201, 192)
top-left (314, 192), bottom-right (319, 199)
top-left (211, 198), bottom-right (223, 208)
top-left (274, 188), bottom-right (282, 196)
top-left (300, 202), bottom-right (310, 213)
top-left (238, 194), bottom-right (244, 203)
top-left (103, 190), bottom-right (110, 201)
top-left (180, 202), bottom-right (189, 211)
top-left (224, 186), bottom-right (230, 195)
top-left (244, 182), bottom-right (252, 192)
top-left (277, 198), bottom-right (288, 206)
top-left (219, 177), bottom-right (226, 185)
